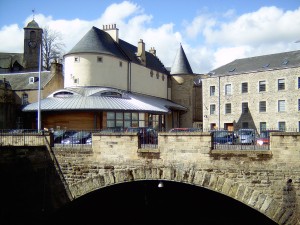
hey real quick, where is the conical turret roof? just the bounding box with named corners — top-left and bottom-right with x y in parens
top-left (66, 26), bottom-right (128, 60)
top-left (170, 44), bottom-right (193, 75)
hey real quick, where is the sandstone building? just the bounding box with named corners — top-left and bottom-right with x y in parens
top-left (23, 24), bottom-right (202, 131)
top-left (202, 50), bottom-right (300, 131)
top-left (0, 19), bottom-right (64, 129)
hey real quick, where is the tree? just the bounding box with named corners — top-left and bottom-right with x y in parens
top-left (42, 26), bottom-right (65, 70)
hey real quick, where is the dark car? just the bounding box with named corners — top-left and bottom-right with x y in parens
top-left (53, 130), bottom-right (77, 143)
top-left (61, 131), bottom-right (92, 144)
top-left (256, 130), bottom-right (281, 146)
top-left (211, 130), bottom-right (236, 145)
top-left (126, 127), bottom-right (158, 144)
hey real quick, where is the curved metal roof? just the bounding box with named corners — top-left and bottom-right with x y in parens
top-left (22, 87), bottom-right (187, 113)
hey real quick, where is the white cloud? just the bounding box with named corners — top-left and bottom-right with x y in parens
top-left (204, 6), bottom-right (300, 46)
top-left (1, 3), bottom-right (300, 74)
top-left (0, 24), bottom-right (23, 52)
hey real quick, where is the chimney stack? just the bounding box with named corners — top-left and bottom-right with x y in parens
top-left (103, 24), bottom-right (119, 43)
top-left (149, 47), bottom-right (156, 56)
top-left (137, 39), bottom-right (146, 66)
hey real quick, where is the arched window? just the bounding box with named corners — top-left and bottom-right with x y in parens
top-left (30, 31), bottom-right (36, 40)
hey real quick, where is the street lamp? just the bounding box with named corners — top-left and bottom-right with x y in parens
top-left (37, 43), bottom-right (42, 132)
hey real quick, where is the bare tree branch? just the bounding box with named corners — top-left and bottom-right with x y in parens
top-left (42, 26), bottom-right (65, 70)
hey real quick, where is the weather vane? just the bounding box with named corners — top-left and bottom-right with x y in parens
top-left (32, 9), bottom-right (35, 20)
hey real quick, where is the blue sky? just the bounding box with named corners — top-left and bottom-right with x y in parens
top-left (1, 0), bottom-right (300, 73)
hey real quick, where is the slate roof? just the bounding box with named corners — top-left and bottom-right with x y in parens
top-left (170, 44), bottom-right (193, 75)
top-left (25, 19), bottom-right (41, 29)
top-left (0, 53), bottom-right (23, 71)
top-left (66, 26), bottom-right (169, 74)
top-left (1, 71), bottom-right (52, 91)
top-left (209, 50), bottom-right (300, 76)
top-left (22, 87), bottom-right (187, 113)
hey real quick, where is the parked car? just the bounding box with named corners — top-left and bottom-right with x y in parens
top-left (256, 130), bottom-right (281, 146)
top-left (211, 130), bottom-right (236, 145)
top-left (126, 127), bottom-right (158, 144)
top-left (169, 128), bottom-right (201, 132)
top-left (61, 131), bottom-right (92, 144)
top-left (237, 129), bottom-right (256, 144)
top-left (86, 136), bottom-right (92, 145)
top-left (53, 130), bottom-right (77, 143)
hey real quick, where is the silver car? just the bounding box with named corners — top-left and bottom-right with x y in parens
top-left (237, 129), bottom-right (256, 144)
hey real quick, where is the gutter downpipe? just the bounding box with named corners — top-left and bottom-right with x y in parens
top-left (218, 75), bottom-right (221, 129)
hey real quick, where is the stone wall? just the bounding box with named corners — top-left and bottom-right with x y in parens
top-left (1, 132), bottom-right (300, 224)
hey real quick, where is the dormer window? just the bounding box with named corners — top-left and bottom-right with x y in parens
top-left (101, 91), bottom-right (122, 98)
top-left (53, 91), bottom-right (74, 98)
top-left (29, 77), bottom-right (38, 84)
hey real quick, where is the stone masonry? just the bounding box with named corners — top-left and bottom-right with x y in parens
top-left (0, 132), bottom-right (299, 224)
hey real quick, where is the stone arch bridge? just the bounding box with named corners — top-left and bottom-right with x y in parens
top-left (0, 131), bottom-right (299, 224)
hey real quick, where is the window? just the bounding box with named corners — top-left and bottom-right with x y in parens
top-left (74, 57), bottom-right (80, 62)
top-left (278, 79), bottom-right (285, 91)
top-left (242, 102), bottom-right (249, 114)
top-left (22, 93), bottom-right (28, 105)
top-left (225, 103), bottom-right (231, 114)
top-left (278, 100), bottom-right (285, 112)
top-left (30, 31), bottom-right (36, 39)
top-left (97, 57), bottom-right (103, 62)
top-left (259, 81), bottom-right (266, 92)
top-left (156, 72), bottom-right (159, 79)
top-left (298, 99), bottom-right (300, 111)
top-left (278, 121), bottom-right (286, 131)
top-left (106, 112), bottom-right (146, 129)
top-left (260, 122), bottom-right (267, 131)
top-left (259, 101), bottom-right (266, 112)
top-left (210, 104), bottom-right (216, 115)
top-left (225, 84), bottom-right (231, 95)
top-left (298, 77), bottom-right (300, 89)
top-left (210, 86), bottom-right (216, 96)
top-left (119, 61), bottom-right (122, 67)
top-left (241, 82), bottom-right (248, 93)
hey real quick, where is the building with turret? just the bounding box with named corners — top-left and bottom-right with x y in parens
top-left (23, 24), bottom-right (201, 131)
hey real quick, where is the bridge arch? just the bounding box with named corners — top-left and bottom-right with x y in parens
top-left (67, 166), bottom-right (288, 224)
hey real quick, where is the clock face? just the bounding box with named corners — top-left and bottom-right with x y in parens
top-left (28, 41), bottom-right (37, 48)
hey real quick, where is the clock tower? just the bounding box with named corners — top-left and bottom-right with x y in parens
top-left (23, 19), bottom-right (43, 71)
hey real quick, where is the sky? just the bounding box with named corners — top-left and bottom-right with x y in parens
top-left (1, 0), bottom-right (300, 74)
